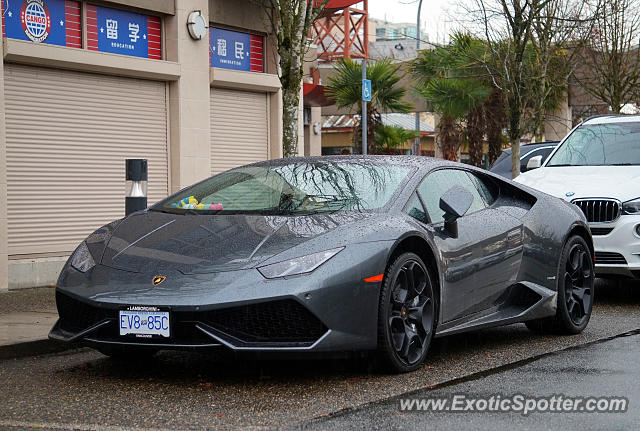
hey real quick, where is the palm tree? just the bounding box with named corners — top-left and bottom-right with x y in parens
top-left (374, 125), bottom-right (420, 154)
top-left (326, 58), bottom-right (413, 154)
top-left (485, 87), bottom-right (506, 165)
top-left (412, 33), bottom-right (491, 163)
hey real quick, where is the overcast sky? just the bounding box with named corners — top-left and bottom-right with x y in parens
top-left (368, 0), bottom-right (459, 43)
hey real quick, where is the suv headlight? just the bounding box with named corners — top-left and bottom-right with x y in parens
top-left (622, 198), bottom-right (640, 215)
top-left (257, 247), bottom-right (344, 279)
top-left (70, 242), bottom-right (96, 273)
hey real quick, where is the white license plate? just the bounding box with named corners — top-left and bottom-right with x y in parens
top-left (119, 308), bottom-right (170, 337)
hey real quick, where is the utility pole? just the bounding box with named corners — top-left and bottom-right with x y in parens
top-left (362, 60), bottom-right (368, 155)
top-left (413, 0), bottom-right (423, 156)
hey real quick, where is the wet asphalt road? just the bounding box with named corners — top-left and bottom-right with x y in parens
top-left (308, 330), bottom-right (640, 431)
top-left (1, 279), bottom-right (639, 431)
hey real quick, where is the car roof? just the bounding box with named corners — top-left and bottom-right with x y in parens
top-left (245, 155), bottom-right (454, 171)
top-left (582, 114), bottom-right (640, 125)
top-left (499, 141), bottom-right (559, 155)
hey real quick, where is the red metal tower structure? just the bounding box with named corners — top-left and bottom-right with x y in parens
top-left (312, 0), bottom-right (369, 63)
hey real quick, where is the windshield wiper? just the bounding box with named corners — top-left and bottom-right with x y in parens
top-left (301, 195), bottom-right (361, 205)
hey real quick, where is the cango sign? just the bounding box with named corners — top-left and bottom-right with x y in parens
top-left (2, 0), bottom-right (78, 47)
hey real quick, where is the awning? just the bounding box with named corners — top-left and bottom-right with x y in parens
top-left (313, 0), bottom-right (361, 8)
top-left (303, 82), bottom-right (335, 107)
top-left (314, 0), bottom-right (362, 17)
top-left (325, 0), bottom-right (361, 8)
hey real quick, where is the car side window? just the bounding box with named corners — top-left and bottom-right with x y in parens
top-left (538, 147), bottom-right (555, 163)
top-left (417, 169), bottom-right (486, 224)
top-left (405, 193), bottom-right (429, 223)
top-left (466, 172), bottom-right (498, 206)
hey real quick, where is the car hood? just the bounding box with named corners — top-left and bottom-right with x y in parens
top-left (515, 166), bottom-right (640, 202)
top-left (99, 210), bottom-right (374, 274)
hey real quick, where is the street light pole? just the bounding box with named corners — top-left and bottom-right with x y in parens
top-left (413, 0), bottom-right (423, 156)
top-left (362, 59), bottom-right (367, 155)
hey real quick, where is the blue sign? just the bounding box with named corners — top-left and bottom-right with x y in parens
top-left (96, 6), bottom-right (149, 58)
top-left (362, 79), bottom-right (372, 102)
top-left (210, 28), bottom-right (252, 71)
top-left (3, 0), bottom-right (68, 46)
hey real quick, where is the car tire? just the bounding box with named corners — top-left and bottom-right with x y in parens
top-left (377, 252), bottom-right (436, 373)
top-left (525, 235), bottom-right (594, 334)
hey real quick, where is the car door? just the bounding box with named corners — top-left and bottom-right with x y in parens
top-left (415, 168), bottom-right (523, 323)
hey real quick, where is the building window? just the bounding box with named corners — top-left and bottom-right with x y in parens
top-left (303, 107), bottom-right (311, 126)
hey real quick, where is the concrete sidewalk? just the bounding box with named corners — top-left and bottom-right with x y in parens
top-left (0, 287), bottom-right (68, 359)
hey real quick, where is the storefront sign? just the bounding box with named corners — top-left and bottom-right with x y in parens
top-left (86, 4), bottom-right (161, 59)
top-left (1, 0), bottom-right (81, 48)
top-left (210, 27), bottom-right (263, 72)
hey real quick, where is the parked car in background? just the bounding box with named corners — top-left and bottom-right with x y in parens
top-left (516, 115), bottom-right (640, 280)
top-left (490, 142), bottom-right (559, 179)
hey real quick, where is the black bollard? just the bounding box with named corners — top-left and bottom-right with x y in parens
top-left (125, 159), bottom-right (148, 216)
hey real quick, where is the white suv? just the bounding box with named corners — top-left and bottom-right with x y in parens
top-left (516, 115), bottom-right (640, 280)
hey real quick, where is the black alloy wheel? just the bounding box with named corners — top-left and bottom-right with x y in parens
top-left (526, 235), bottom-right (594, 334)
top-left (378, 252), bottom-right (435, 373)
top-left (563, 242), bottom-right (593, 326)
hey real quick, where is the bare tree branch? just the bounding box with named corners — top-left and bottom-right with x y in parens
top-left (574, 0), bottom-right (640, 114)
top-left (252, 0), bottom-right (329, 156)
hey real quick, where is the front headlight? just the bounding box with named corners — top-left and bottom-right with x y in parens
top-left (257, 247), bottom-right (344, 279)
top-left (70, 242), bottom-right (96, 273)
top-left (622, 198), bottom-right (640, 215)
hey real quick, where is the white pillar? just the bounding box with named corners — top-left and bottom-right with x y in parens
top-left (167, 0), bottom-right (212, 193)
top-left (0, 21), bottom-right (7, 291)
top-left (543, 95), bottom-right (572, 141)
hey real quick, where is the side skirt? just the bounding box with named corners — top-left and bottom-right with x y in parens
top-left (434, 281), bottom-right (557, 338)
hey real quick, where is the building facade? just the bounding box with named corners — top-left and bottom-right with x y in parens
top-left (370, 18), bottom-right (424, 42)
top-left (321, 113), bottom-right (435, 155)
top-left (0, 0), bottom-right (303, 290)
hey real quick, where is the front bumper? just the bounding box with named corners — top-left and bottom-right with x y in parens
top-left (591, 215), bottom-right (640, 278)
top-left (49, 242), bottom-right (391, 352)
top-left (49, 293), bottom-right (332, 351)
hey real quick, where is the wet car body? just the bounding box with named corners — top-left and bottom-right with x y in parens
top-left (50, 156), bottom-right (592, 365)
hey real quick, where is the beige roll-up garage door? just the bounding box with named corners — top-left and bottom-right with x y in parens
top-left (5, 64), bottom-right (168, 256)
top-left (210, 87), bottom-right (269, 174)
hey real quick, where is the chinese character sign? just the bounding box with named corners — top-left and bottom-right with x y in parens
top-left (105, 18), bottom-right (118, 40)
top-left (1, 0), bottom-right (79, 47)
top-left (86, 5), bottom-right (161, 59)
top-left (95, 7), bottom-right (147, 57)
top-left (210, 28), bottom-right (263, 72)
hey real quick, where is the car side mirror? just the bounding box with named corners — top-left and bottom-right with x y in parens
top-left (526, 155), bottom-right (543, 171)
top-left (439, 186), bottom-right (474, 237)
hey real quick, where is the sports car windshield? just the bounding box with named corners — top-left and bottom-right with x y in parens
top-left (547, 122), bottom-right (640, 166)
top-left (152, 161), bottom-right (413, 215)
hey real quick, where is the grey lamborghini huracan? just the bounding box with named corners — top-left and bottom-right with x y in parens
top-left (50, 156), bottom-right (594, 373)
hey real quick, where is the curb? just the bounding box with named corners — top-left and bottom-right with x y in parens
top-left (0, 338), bottom-right (73, 360)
